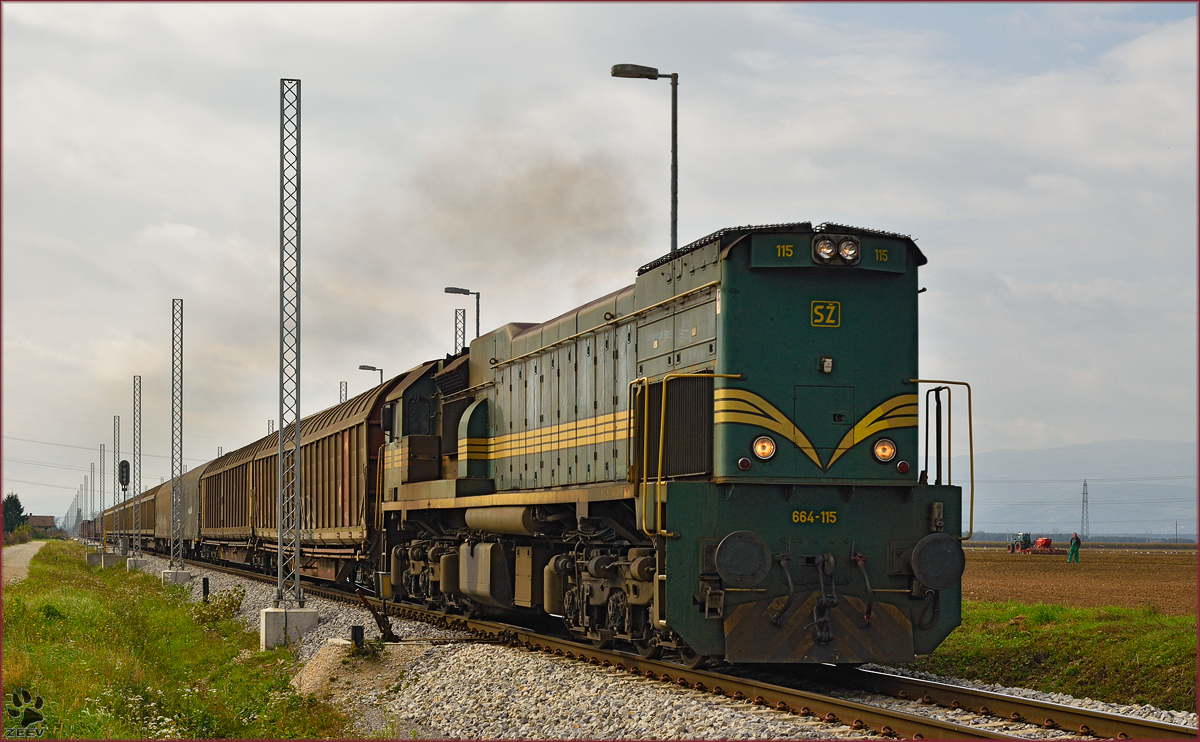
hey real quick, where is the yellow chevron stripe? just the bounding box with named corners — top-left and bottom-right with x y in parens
top-left (716, 389), bottom-right (918, 471)
top-left (714, 389), bottom-right (821, 467)
top-left (826, 396), bottom-right (918, 469)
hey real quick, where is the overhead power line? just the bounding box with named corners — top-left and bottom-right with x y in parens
top-left (983, 497), bottom-right (1195, 507)
top-left (3, 436), bottom-right (209, 463)
top-left (4, 478), bottom-right (87, 492)
top-left (3, 457), bottom-right (92, 472)
top-left (976, 475), bottom-right (1196, 484)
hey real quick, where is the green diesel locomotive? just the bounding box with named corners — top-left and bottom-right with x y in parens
top-left (377, 220), bottom-right (969, 665)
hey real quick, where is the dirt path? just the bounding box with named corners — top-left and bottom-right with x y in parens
top-left (2, 540), bottom-right (47, 586)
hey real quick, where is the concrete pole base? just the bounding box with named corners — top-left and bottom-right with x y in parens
top-left (100, 554), bottom-right (126, 568)
top-left (86, 553), bottom-right (102, 567)
top-left (126, 558), bottom-right (149, 572)
top-left (161, 570), bottom-right (192, 585)
top-left (260, 607), bottom-right (318, 651)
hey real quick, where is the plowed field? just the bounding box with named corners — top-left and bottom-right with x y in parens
top-left (962, 548), bottom-right (1196, 615)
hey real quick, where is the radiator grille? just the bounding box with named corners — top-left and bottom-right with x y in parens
top-left (634, 376), bottom-right (713, 479)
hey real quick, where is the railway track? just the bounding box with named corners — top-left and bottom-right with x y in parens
top-left (182, 557), bottom-right (1195, 740)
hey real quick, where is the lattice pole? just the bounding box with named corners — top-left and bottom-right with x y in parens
top-left (99, 444), bottom-right (106, 553)
top-left (454, 308), bottom-right (466, 354)
top-left (218, 446), bottom-right (223, 458)
top-left (1080, 480), bottom-right (1090, 541)
top-left (277, 77), bottom-right (305, 608)
top-left (132, 375), bottom-right (143, 557)
top-left (339, 381), bottom-right (347, 404)
top-left (113, 416), bottom-right (121, 552)
top-left (89, 465), bottom-right (95, 544)
top-left (268, 419), bottom-right (274, 434)
top-left (170, 299), bottom-right (184, 569)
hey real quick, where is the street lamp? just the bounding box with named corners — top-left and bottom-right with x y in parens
top-left (444, 287), bottom-right (481, 339)
top-left (612, 63), bottom-right (679, 252)
top-left (358, 364), bottom-right (384, 386)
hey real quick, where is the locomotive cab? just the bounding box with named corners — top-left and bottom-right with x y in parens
top-left (642, 222), bottom-right (968, 663)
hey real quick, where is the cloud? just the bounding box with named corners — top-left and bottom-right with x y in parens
top-left (1, 4), bottom-right (1194, 516)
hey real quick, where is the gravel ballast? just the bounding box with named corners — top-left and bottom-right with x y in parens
top-left (142, 555), bottom-right (1198, 739)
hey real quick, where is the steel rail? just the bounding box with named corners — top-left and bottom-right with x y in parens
top-left (828, 666), bottom-right (1197, 740)
top-left (181, 557), bottom-right (1192, 740)
top-left (183, 559), bottom-right (1015, 739)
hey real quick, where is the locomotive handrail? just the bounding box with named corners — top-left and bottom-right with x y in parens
top-left (628, 377), bottom-right (656, 537)
top-left (655, 372), bottom-right (744, 538)
top-left (491, 280), bottom-right (720, 370)
top-left (909, 379), bottom-right (974, 541)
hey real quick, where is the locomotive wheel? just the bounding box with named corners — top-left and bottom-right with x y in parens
top-left (591, 636), bottom-right (614, 650)
top-left (676, 645), bottom-right (708, 669)
top-left (634, 639), bottom-right (662, 660)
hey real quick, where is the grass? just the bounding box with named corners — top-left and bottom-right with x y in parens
top-left (2, 540), bottom-right (352, 739)
top-left (911, 600), bottom-right (1197, 713)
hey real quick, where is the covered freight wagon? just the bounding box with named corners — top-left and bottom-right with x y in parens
top-left (154, 465), bottom-right (206, 556)
top-left (199, 376), bottom-right (399, 581)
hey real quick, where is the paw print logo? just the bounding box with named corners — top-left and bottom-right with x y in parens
top-left (6, 689), bottom-right (44, 730)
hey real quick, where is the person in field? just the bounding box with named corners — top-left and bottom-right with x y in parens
top-left (1068, 532), bottom-right (1081, 563)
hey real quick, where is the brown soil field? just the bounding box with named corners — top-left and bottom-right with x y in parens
top-left (962, 547), bottom-right (1197, 616)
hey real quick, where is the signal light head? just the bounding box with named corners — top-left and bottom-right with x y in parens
top-left (752, 436), bottom-right (776, 460)
top-left (873, 438), bottom-right (897, 462)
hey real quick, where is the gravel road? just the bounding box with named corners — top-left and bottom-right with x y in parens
top-left (2, 540), bottom-right (47, 585)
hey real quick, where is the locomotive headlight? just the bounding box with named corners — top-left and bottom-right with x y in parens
top-left (752, 436), bottom-right (776, 460)
top-left (873, 438), bottom-right (897, 462)
top-left (838, 240), bottom-right (860, 261)
top-left (815, 238), bottom-right (836, 261)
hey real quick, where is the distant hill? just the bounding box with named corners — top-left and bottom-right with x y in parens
top-left (942, 440), bottom-right (1196, 538)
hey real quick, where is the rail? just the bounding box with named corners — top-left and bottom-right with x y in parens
top-left (829, 666), bottom-right (1196, 740)
top-left (183, 558), bottom-right (1013, 739)
top-left (181, 556), bottom-right (1197, 741)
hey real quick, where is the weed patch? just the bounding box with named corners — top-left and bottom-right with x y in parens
top-left (190, 584), bottom-right (246, 626)
top-left (350, 637), bottom-right (387, 661)
top-left (912, 600), bottom-right (1197, 712)
top-left (2, 541), bottom-right (350, 739)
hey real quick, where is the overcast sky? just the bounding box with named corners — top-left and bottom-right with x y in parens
top-left (3, 3), bottom-right (1196, 522)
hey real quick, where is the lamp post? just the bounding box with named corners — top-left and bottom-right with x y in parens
top-left (444, 287), bottom-right (480, 339)
top-left (359, 364), bottom-right (384, 386)
top-left (612, 63), bottom-right (678, 252)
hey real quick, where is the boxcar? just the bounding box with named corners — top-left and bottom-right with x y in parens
top-left (198, 375), bottom-right (398, 581)
top-left (154, 465), bottom-right (206, 556)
